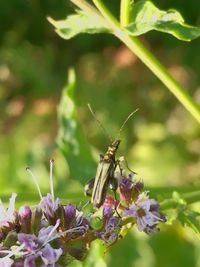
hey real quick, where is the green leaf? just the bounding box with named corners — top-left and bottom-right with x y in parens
top-left (177, 207), bottom-right (200, 237)
top-left (57, 68), bottom-right (96, 184)
top-left (68, 240), bottom-right (106, 267)
top-left (47, 11), bottom-right (108, 40)
top-left (126, 0), bottom-right (200, 41)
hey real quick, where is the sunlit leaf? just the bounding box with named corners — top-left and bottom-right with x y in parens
top-left (57, 69), bottom-right (96, 184)
top-left (47, 11), bottom-right (108, 40)
top-left (125, 0), bottom-right (200, 41)
top-left (177, 207), bottom-right (200, 237)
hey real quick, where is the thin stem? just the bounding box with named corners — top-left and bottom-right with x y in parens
top-left (70, 0), bottom-right (106, 25)
top-left (92, 0), bottom-right (121, 27)
top-left (114, 35), bottom-right (200, 123)
top-left (49, 159), bottom-right (54, 200)
top-left (120, 0), bottom-right (131, 26)
top-left (71, 0), bottom-right (200, 124)
top-left (26, 167), bottom-right (43, 200)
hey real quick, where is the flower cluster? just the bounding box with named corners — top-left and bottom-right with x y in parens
top-left (0, 162), bottom-right (166, 266)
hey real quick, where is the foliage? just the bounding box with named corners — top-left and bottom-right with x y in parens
top-left (126, 0), bottom-right (200, 41)
top-left (1, 0), bottom-right (200, 266)
top-left (57, 69), bottom-right (96, 184)
top-left (49, 1), bottom-right (200, 41)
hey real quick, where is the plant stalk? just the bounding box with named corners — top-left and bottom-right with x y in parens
top-left (70, 0), bottom-right (200, 124)
top-left (120, 0), bottom-right (131, 26)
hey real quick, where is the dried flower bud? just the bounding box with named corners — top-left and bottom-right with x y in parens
top-left (31, 207), bottom-right (42, 234)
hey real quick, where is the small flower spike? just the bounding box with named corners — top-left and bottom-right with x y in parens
top-left (0, 162), bottom-right (166, 266)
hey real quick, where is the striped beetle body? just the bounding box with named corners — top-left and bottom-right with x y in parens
top-left (91, 139), bottom-right (121, 208)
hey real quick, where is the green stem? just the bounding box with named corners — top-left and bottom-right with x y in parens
top-left (93, 0), bottom-right (200, 123)
top-left (160, 190), bottom-right (200, 210)
top-left (120, 0), bottom-right (131, 26)
top-left (70, 0), bottom-right (200, 124)
top-left (70, 0), bottom-right (103, 18)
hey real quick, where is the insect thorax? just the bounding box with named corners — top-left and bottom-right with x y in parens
top-left (104, 139), bottom-right (121, 159)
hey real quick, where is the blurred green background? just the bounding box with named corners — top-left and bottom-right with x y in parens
top-left (0, 1), bottom-right (200, 266)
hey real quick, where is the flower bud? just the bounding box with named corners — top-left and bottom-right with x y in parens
top-left (64, 204), bottom-right (76, 228)
top-left (56, 205), bottom-right (65, 228)
top-left (18, 206), bottom-right (32, 233)
top-left (39, 194), bottom-right (61, 224)
top-left (3, 230), bottom-right (17, 247)
top-left (119, 178), bottom-right (134, 203)
top-left (103, 207), bottom-right (113, 220)
top-left (31, 207), bottom-right (42, 234)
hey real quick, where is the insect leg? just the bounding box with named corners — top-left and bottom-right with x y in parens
top-left (84, 177), bottom-right (95, 197)
top-left (110, 176), bottom-right (121, 218)
top-left (117, 156), bottom-right (137, 175)
top-left (112, 188), bottom-right (121, 218)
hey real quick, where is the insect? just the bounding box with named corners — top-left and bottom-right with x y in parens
top-left (85, 104), bottom-right (138, 209)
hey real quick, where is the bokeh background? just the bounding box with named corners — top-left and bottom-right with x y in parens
top-left (0, 1), bottom-right (200, 266)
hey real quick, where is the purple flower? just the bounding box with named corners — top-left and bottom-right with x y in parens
top-left (105, 217), bottom-right (119, 233)
top-left (64, 204), bottom-right (76, 229)
top-left (37, 224), bottom-right (60, 244)
top-left (124, 192), bottom-right (164, 232)
top-left (0, 193), bottom-right (17, 228)
top-left (18, 233), bottom-right (38, 252)
top-left (40, 243), bottom-right (62, 265)
top-left (116, 172), bottom-right (143, 203)
top-left (103, 207), bottom-right (113, 220)
top-left (17, 222), bottom-right (62, 265)
top-left (119, 177), bottom-right (134, 202)
top-left (96, 214), bottom-right (120, 245)
top-left (24, 255), bottom-right (36, 267)
top-left (68, 211), bottom-right (90, 238)
top-left (18, 206), bottom-right (32, 221)
top-left (39, 193), bottom-right (60, 224)
top-left (98, 231), bottom-right (118, 244)
top-left (0, 257), bottom-right (14, 267)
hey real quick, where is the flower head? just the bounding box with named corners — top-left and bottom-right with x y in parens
top-left (95, 206), bottom-right (120, 245)
top-left (124, 192), bottom-right (165, 232)
top-left (39, 193), bottom-right (60, 224)
top-left (17, 221), bottom-right (62, 265)
top-left (117, 172), bottom-right (143, 203)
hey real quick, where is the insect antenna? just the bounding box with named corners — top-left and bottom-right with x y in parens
top-left (87, 103), bottom-right (113, 143)
top-left (116, 108), bottom-right (139, 139)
